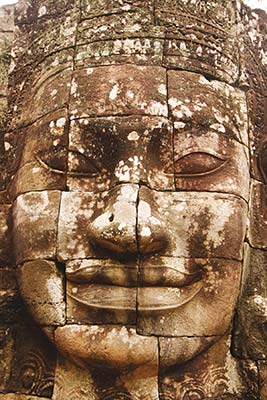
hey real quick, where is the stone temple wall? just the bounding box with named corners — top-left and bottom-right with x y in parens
top-left (0, 1), bottom-right (267, 399)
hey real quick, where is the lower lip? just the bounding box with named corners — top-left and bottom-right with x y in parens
top-left (67, 281), bottom-right (203, 312)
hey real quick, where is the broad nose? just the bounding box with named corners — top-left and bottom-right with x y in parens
top-left (89, 184), bottom-right (168, 255)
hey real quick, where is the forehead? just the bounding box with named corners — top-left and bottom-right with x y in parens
top-left (68, 65), bottom-right (246, 137)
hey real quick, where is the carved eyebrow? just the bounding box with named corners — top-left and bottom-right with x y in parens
top-left (174, 121), bottom-right (243, 144)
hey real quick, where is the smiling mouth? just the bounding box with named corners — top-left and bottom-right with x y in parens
top-left (66, 259), bottom-right (204, 312)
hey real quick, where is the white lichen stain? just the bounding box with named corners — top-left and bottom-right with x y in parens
top-left (127, 131), bottom-right (139, 141)
top-left (38, 6), bottom-right (47, 17)
top-left (109, 84), bottom-right (119, 101)
top-left (158, 84), bottom-right (167, 96)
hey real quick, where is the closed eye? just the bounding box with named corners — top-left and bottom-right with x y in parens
top-left (175, 152), bottom-right (229, 177)
top-left (68, 151), bottom-right (101, 177)
top-left (36, 151), bottom-right (101, 177)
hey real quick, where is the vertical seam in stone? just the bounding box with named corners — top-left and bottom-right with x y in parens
top-left (136, 184), bottom-right (141, 330)
top-left (152, 0), bottom-right (156, 25)
top-left (257, 360), bottom-right (261, 400)
top-left (157, 336), bottom-right (161, 400)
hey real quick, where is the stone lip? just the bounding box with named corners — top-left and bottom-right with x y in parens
top-left (67, 281), bottom-right (203, 312)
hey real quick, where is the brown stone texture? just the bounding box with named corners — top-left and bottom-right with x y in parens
top-left (0, 204), bottom-right (11, 265)
top-left (17, 260), bottom-right (65, 326)
top-left (248, 180), bottom-right (267, 249)
top-left (67, 116), bottom-right (174, 192)
top-left (57, 184), bottom-right (138, 261)
top-left (54, 326), bottom-right (158, 399)
top-left (137, 259), bottom-right (242, 337)
top-left (0, 268), bottom-right (21, 324)
top-left (260, 361), bottom-right (267, 400)
top-left (159, 335), bottom-right (259, 400)
top-left (137, 189), bottom-right (247, 260)
top-left (0, 395), bottom-right (50, 399)
top-left (69, 64), bottom-right (168, 119)
top-left (1, 0), bottom-right (267, 399)
top-left (0, 324), bottom-right (56, 398)
top-left (12, 191), bottom-right (61, 264)
top-left (233, 245), bottom-right (267, 360)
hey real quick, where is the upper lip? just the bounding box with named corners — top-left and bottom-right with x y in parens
top-left (66, 259), bottom-right (203, 288)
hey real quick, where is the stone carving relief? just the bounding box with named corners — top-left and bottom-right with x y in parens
top-left (0, 0), bottom-right (267, 399)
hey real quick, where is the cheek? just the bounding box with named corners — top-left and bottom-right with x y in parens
top-left (139, 189), bottom-right (247, 260)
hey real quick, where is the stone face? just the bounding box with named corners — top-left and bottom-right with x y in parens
top-left (12, 191), bottom-right (61, 264)
top-left (3, 0), bottom-right (267, 398)
top-left (17, 260), bottom-right (65, 326)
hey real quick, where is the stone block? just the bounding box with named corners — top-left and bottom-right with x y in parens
top-left (260, 361), bottom-right (267, 400)
top-left (17, 260), bottom-right (65, 326)
top-left (233, 246), bottom-right (267, 359)
top-left (0, 204), bottom-right (11, 266)
top-left (168, 70), bottom-right (248, 147)
top-left (248, 181), bottom-right (267, 249)
top-left (75, 38), bottom-right (164, 68)
top-left (159, 335), bottom-right (258, 400)
top-left (13, 191), bottom-right (61, 264)
top-left (67, 116), bottom-right (174, 192)
top-left (0, 5), bottom-right (14, 32)
top-left (9, 109), bottom-right (68, 198)
top-left (137, 258), bottom-right (241, 337)
top-left (173, 129), bottom-right (250, 202)
top-left (69, 65), bottom-right (167, 119)
top-left (9, 64), bottom-right (73, 129)
top-left (75, 7), bottom-right (164, 67)
top-left (0, 327), bottom-right (14, 392)
top-left (6, 324), bottom-right (56, 398)
top-left (10, 162), bottom-right (66, 200)
top-left (54, 325), bottom-right (158, 399)
top-left (156, 1), bottom-right (239, 83)
top-left (0, 268), bottom-right (21, 324)
top-left (81, 0), bottom-right (154, 19)
top-left (57, 184), bottom-right (138, 261)
top-left (0, 395), bottom-right (50, 399)
top-left (137, 187), bottom-right (247, 259)
top-left (18, 109), bottom-right (69, 169)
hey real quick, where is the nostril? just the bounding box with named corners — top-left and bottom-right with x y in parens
top-left (109, 213), bottom-right (114, 222)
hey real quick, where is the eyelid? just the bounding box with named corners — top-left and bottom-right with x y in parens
top-left (36, 152), bottom-right (101, 177)
top-left (174, 151), bottom-right (229, 177)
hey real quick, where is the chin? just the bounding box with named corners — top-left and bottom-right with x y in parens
top-left (51, 323), bottom-right (218, 372)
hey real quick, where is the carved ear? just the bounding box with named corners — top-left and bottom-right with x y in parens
top-left (258, 140), bottom-right (267, 184)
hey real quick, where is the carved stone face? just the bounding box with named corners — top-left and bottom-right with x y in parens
top-left (12, 64), bottom-right (249, 370)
